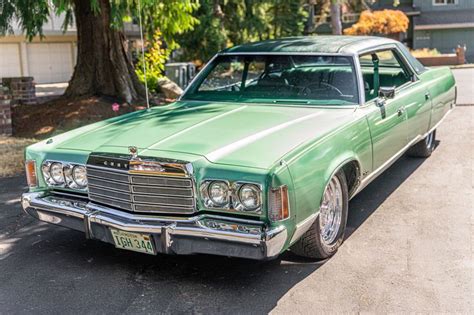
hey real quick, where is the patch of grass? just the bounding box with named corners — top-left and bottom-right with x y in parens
top-left (0, 136), bottom-right (37, 177)
top-left (410, 48), bottom-right (441, 58)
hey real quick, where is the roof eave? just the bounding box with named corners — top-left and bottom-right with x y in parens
top-left (415, 23), bottom-right (474, 30)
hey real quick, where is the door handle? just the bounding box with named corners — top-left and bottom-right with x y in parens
top-left (425, 92), bottom-right (430, 100)
top-left (397, 107), bottom-right (405, 117)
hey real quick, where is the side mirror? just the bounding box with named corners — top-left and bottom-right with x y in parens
top-left (379, 86), bottom-right (396, 99)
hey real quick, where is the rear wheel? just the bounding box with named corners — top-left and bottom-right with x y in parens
top-left (407, 130), bottom-right (436, 158)
top-left (290, 170), bottom-right (349, 259)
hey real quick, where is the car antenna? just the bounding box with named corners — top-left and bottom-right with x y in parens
top-left (137, 0), bottom-right (150, 110)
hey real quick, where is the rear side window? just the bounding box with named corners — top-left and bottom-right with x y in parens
top-left (359, 49), bottom-right (412, 101)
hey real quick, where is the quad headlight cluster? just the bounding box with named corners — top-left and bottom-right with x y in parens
top-left (200, 180), bottom-right (262, 213)
top-left (42, 161), bottom-right (88, 190)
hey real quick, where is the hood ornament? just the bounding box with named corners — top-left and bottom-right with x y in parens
top-left (125, 146), bottom-right (185, 176)
top-left (128, 146), bottom-right (138, 160)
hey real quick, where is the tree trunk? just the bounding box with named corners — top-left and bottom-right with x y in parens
top-left (304, 0), bottom-right (317, 35)
top-left (65, 0), bottom-right (145, 103)
top-left (330, 0), bottom-right (342, 35)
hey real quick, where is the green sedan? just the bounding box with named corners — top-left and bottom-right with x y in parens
top-left (22, 36), bottom-right (456, 260)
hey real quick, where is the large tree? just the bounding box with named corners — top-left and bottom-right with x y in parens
top-left (305, 0), bottom-right (377, 35)
top-left (0, 0), bottom-right (198, 103)
top-left (177, 0), bottom-right (307, 63)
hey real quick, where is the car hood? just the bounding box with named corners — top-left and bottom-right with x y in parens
top-left (56, 101), bottom-right (355, 169)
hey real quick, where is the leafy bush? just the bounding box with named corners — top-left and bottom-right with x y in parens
top-left (344, 9), bottom-right (409, 35)
top-left (176, 0), bottom-right (307, 64)
top-left (135, 30), bottom-right (170, 93)
top-left (410, 48), bottom-right (441, 58)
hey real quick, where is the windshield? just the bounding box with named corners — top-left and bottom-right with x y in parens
top-left (182, 54), bottom-right (360, 105)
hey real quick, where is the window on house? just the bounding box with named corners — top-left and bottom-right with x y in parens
top-left (433, 0), bottom-right (457, 5)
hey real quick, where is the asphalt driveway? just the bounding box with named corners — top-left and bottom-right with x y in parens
top-left (0, 70), bottom-right (472, 314)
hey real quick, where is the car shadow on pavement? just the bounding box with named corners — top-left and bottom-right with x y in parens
top-left (345, 153), bottom-right (428, 240)
top-left (0, 149), bottom-right (432, 314)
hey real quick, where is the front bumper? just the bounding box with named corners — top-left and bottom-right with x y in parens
top-left (21, 192), bottom-right (287, 260)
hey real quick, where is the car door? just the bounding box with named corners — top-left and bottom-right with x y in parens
top-left (359, 49), bottom-right (415, 170)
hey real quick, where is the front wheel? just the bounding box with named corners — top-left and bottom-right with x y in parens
top-left (290, 170), bottom-right (349, 260)
top-left (407, 130), bottom-right (436, 158)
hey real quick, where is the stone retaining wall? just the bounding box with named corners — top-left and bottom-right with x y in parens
top-left (1, 77), bottom-right (37, 105)
top-left (417, 46), bottom-right (466, 67)
top-left (0, 87), bottom-right (12, 136)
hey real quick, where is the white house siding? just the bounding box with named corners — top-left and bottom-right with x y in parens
top-left (0, 13), bottom-right (137, 84)
top-left (0, 44), bottom-right (22, 78)
top-left (27, 43), bottom-right (75, 83)
top-left (0, 12), bottom-right (77, 84)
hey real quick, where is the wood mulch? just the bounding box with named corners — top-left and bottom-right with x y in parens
top-left (12, 96), bottom-right (151, 139)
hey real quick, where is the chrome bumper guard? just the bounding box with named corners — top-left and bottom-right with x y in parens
top-left (21, 192), bottom-right (287, 260)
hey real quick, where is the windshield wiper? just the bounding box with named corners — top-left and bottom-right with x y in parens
top-left (273, 100), bottom-right (311, 104)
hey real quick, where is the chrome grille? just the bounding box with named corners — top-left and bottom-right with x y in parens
top-left (86, 166), bottom-right (195, 214)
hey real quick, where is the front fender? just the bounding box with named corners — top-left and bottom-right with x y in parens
top-left (280, 114), bottom-right (372, 226)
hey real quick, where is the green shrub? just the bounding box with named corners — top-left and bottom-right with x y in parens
top-left (135, 30), bottom-right (170, 93)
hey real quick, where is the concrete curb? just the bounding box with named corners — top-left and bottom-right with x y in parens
top-left (449, 64), bottom-right (474, 69)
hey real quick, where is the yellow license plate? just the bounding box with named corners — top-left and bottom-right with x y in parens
top-left (110, 229), bottom-right (156, 255)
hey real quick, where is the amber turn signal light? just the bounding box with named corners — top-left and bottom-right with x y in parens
top-left (25, 160), bottom-right (38, 188)
top-left (269, 185), bottom-right (290, 221)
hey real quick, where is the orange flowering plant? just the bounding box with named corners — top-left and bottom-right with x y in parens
top-left (344, 10), bottom-right (409, 35)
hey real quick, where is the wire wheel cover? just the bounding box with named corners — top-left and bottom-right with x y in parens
top-left (319, 176), bottom-right (343, 245)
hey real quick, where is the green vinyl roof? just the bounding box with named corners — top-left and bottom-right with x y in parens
top-left (222, 35), bottom-right (396, 55)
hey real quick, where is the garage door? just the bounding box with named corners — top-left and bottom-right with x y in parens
top-left (0, 44), bottom-right (22, 79)
top-left (27, 43), bottom-right (73, 84)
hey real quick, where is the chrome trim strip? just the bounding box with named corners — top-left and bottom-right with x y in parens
top-left (353, 54), bottom-right (366, 105)
top-left (289, 213), bottom-right (318, 244)
top-left (352, 136), bottom-right (421, 198)
top-left (426, 104), bottom-right (455, 135)
top-left (130, 185), bottom-right (193, 196)
top-left (219, 52), bottom-right (355, 57)
top-left (352, 106), bottom-right (455, 198)
top-left (86, 165), bottom-right (129, 175)
top-left (129, 175), bottom-right (193, 187)
top-left (88, 182), bottom-right (130, 193)
top-left (131, 195), bottom-right (194, 208)
top-left (177, 100), bottom-right (358, 110)
top-left (50, 190), bottom-right (89, 200)
top-left (178, 54), bottom-right (219, 101)
top-left (89, 192), bottom-right (131, 204)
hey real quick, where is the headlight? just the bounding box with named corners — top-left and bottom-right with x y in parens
top-left (42, 163), bottom-right (54, 185)
top-left (208, 181), bottom-right (229, 206)
top-left (200, 180), bottom-right (262, 213)
top-left (238, 184), bottom-right (261, 211)
top-left (50, 162), bottom-right (65, 184)
top-left (41, 160), bottom-right (87, 190)
top-left (72, 165), bottom-right (88, 188)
